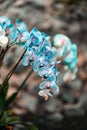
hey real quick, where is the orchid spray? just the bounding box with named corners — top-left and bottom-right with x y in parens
top-left (0, 16), bottom-right (78, 129)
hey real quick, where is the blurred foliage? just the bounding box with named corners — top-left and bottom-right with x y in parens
top-left (0, 108), bottom-right (38, 130)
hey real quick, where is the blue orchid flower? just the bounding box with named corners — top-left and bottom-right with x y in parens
top-left (40, 68), bottom-right (57, 82)
top-left (33, 55), bottom-right (50, 72)
top-left (9, 29), bottom-right (29, 45)
top-left (53, 34), bottom-right (72, 48)
top-left (9, 28), bottom-right (20, 43)
top-left (17, 31), bottom-right (30, 46)
top-left (15, 19), bottom-right (28, 33)
top-left (22, 48), bottom-right (38, 66)
top-left (39, 80), bottom-right (58, 90)
top-left (64, 43), bottom-right (78, 69)
top-left (53, 34), bottom-right (72, 57)
top-left (38, 80), bottom-right (59, 99)
top-left (36, 39), bottom-right (51, 56)
top-left (25, 27), bottom-right (45, 48)
top-left (0, 16), bottom-right (11, 30)
top-left (8, 19), bottom-right (29, 45)
top-left (39, 46), bottom-right (57, 61)
top-left (38, 39), bottom-right (51, 52)
top-left (38, 64), bottom-right (58, 82)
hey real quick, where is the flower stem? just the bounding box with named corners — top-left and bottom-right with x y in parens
top-left (18, 67), bottom-right (33, 92)
top-left (0, 46), bottom-right (9, 68)
top-left (6, 49), bottom-right (26, 80)
top-left (3, 49), bottom-right (26, 86)
top-left (5, 68), bottom-right (33, 106)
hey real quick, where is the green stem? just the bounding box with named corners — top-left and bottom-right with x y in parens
top-left (3, 49), bottom-right (26, 87)
top-left (18, 67), bottom-right (33, 92)
top-left (0, 46), bottom-right (9, 68)
top-left (6, 49), bottom-right (26, 80)
top-left (5, 68), bottom-right (33, 106)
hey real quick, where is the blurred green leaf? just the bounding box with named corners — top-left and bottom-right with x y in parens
top-left (0, 108), bottom-right (12, 122)
top-left (0, 112), bottom-right (6, 122)
top-left (0, 98), bottom-right (5, 113)
top-left (5, 92), bottom-right (18, 107)
top-left (20, 122), bottom-right (38, 130)
top-left (0, 112), bottom-right (38, 130)
top-left (9, 121), bottom-right (38, 130)
top-left (5, 108), bottom-right (12, 116)
top-left (7, 116), bottom-right (20, 125)
top-left (0, 81), bottom-right (9, 113)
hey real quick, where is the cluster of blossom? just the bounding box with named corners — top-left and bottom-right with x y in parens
top-left (0, 16), bottom-right (29, 47)
top-left (53, 34), bottom-right (78, 82)
top-left (22, 28), bottom-right (60, 100)
top-left (0, 16), bottom-right (78, 100)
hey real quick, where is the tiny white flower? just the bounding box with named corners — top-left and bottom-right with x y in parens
top-left (0, 26), bottom-right (5, 36)
top-left (63, 70), bottom-right (76, 82)
top-left (53, 34), bottom-right (71, 47)
top-left (64, 65), bottom-right (68, 71)
top-left (38, 89), bottom-right (50, 100)
top-left (0, 26), bottom-right (8, 48)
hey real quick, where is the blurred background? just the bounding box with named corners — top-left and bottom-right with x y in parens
top-left (0, 0), bottom-right (87, 130)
